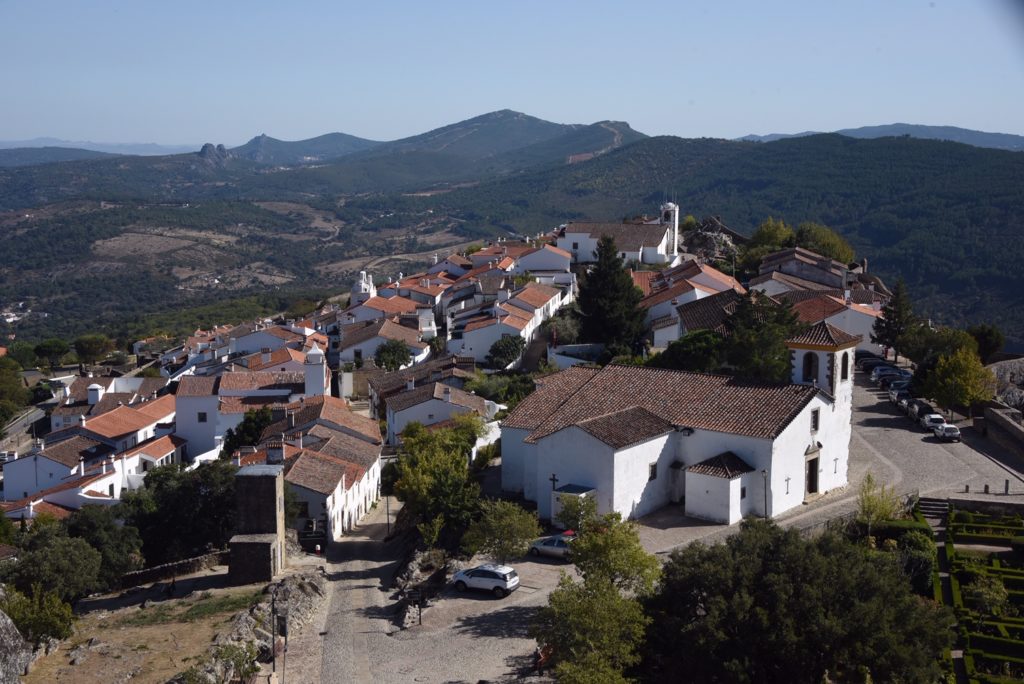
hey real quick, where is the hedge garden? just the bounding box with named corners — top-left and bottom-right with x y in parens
top-left (942, 508), bottom-right (1024, 683)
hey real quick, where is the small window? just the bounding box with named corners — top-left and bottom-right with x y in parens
top-left (198, 412), bottom-right (208, 424)
top-left (811, 408), bottom-right (820, 432)
top-left (427, 414), bottom-right (434, 420)
top-left (741, 486), bottom-right (747, 500)
top-left (108, 483), bottom-right (115, 496)
top-left (648, 463), bottom-right (657, 481)
top-left (572, 242), bottom-right (579, 250)
top-left (841, 352), bottom-right (850, 381)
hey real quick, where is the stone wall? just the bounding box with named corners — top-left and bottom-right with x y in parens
top-left (119, 550), bottom-right (228, 590)
top-left (977, 405), bottom-right (1024, 461)
top-left (0, 608), bottom-right (32, 684)
top-left (947, 497), bottom-right (1024, 518)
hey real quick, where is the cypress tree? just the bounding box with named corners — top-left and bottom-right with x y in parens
top-left (576, 235), bottom-right (645, 356)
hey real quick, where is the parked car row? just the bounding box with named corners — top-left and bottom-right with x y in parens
top-left (859, 350), bottom-right (961, 442)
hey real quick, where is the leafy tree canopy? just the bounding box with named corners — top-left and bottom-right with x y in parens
top-left (375, 338), bottom-right (413, 372)
top-left (73, 333), bottom-right (115, 366)
top-left (641, 519), bottom-right (952, 683)
top-left (794, 221), bottom-right (855, 264)
top-left (925, 345), bottom-right (997, 416)
top-left (2, 536), bottom-right (101, 602)
top-left (569, 511), bottom-right (661, 595)
top-left (5, 341), bottom-right (38, 370)
top-left (461, 499), bottom-right (541, 564)
top-left (65, 505), bottom-right (144, 590)
top-left (485, 335), bottom-right (526, 370)
top-left (0, 584), bottom-right (74, 648)
top-left (220, 406), bottom-right (274, 459)
top-left (646, 330), bottom-right (724, 373)
top-left (33, 338), bottom-right (69, 368)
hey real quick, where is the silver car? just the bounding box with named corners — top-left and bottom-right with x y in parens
top-left (529, 534), bottom-right (575, 559)
top-left (933, 424), bottom-right (962, 442)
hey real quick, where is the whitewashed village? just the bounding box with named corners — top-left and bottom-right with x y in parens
top-left (1, 203), bottom-right (1021, 684)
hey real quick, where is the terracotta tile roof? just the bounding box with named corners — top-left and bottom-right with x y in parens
top-left (52, 376), bottom-right (166, 418)
top-left (675, 290), bottom-right (745, 333)
top-left (218, 371), bottom-right (305, 393)
top-left (688, 451), bottom-right (755, 479)
top-left (502, 366), bottom-right (600, 431)
top-left (640, 279), bottom-right (716, 309)
top-left (760, 247), bottom-right (846, 274)
top-left (36, 435), bottom-right (111, 467)
top-left (302, 425), bottom-right (382, 469)
top-left (132, 394), bottom-right (176, 421)
top-left (749, 270), bottom-right (829, 292)
top-left (30, 501), bottom-right (76, 520)
top-left (464, 315), bottom-right (500, 333)
top-left (540, 243), bottom-right (572, 259)
top-left (630, 270), bottom-right (657, 296)
top-left (51, 392), bottom-right (134, 419)
top-left (339, 318), bottom-right (426, 352)
top-left (473, 243), bottom-right (536, 260)
top-left (510, 282), bottom-right (560, 309)
top-left (286, 449), bottom-right (364, 495)
top-left (121, 434), bottom-right (185, 459)
top-left (242, 347), bottom-right (306, 371)
top-left (455, 261), bottom-right (514, 283)
top-left (82, 405), bottom-right (161, 439)
top-left (576, 407), bottom-right (673, 449)
top-left (259, 395), bottom-right (382, 445)
top-left (786, 322), bottom-right (862, 348)
top-left (562, 222), bottom-right (669, 252)
top-left (356, 296), bottom-right (420, 315)
top-left (650, 315), bottom-right (679, 331)
top-left (263, 327), bottom-right (304, 342)
top-left (177, 375), bottom-right (219, 396)
top-left (385, 382), bottom-right (487, 414)
top-left (367, 355), bottom-right (476, 396)
top-left (219, 396), bottom-right (281, 415)
top-left (519, 365), bottom-right (821, 443)
top-left (790, 296), bottom-right (849, 324)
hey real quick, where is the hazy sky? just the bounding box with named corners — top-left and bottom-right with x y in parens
top-left (2, 0), bottom-right (1022, 145)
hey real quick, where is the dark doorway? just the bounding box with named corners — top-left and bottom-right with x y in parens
top-left (806, 458), bottom-right (819, 495)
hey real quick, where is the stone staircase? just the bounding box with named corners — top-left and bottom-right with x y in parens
top-left (917, 496), bottom-right (950, 521)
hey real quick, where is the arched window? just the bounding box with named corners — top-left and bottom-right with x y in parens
top-left (802, 352), bottom-right (818, 383)
top-left (841, 352), bottom-right (850, 381)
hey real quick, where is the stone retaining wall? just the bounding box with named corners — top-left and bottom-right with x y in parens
top-left (977, 405), bottom-right (1024, 462)
top-left (120, 550), bottom-right (229, 589)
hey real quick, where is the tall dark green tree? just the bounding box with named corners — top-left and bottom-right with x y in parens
top-left (967, 323), bottom-right (1005, 365)
top-left (871, 278), bottom-right (916, 361)
top-left (73, 333), bottom-right (115, 366)
top-left (724, 293), bottom-right (802, 383)
top-left (641, 519), bottom-right (952, 683)
top-left (576, 235), bottom-right (645, 356)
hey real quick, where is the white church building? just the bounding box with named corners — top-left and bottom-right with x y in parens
top-left (500, 321), bottom-right (859, 524)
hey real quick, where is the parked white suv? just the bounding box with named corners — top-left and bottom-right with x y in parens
top-left (452, 564), bottom-right (520, 598)
top-left (933, 424), bottom-right (962, 442)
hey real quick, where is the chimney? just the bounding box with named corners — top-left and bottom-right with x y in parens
top-left (271, 404), bottom-right (286, 422)
top-left (27, 500), bottom-right (34, 517)
top-left (287, 410), bottom-right (296, 429)
top-left (102, 459), bottom-right (107, 474)
top-left (861, 257), bottom-right (868, 273)
top-left (79, 415), bottom-right (87, 428)
top-left (87, 383), bottom-right (104, 406)
top-left (267, 437), bottom-right (285, 464)
top-left (406, 378), bottom-right (416, 391)
top-left (443, 386), bottom-right (452, 403)
top-left (233, 453), bottom-right (242, 467)
top-left (433, 253), bottom-right (439, 265)
top-left (294, 433), bottom-right (303, 449)
top-left (78, 457), bottom-right (85, 476)
top-left (261, 347), bottom-right (272, 364)
top-left (844, 289), bottom-right (851, 304)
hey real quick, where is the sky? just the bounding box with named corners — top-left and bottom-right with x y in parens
top-left (1, 0), bottom-right (1023, 145)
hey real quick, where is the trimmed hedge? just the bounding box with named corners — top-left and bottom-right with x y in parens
top-left (970, 633), bottom-right (1024, 660)
top-left (867, 518), bottom-right (933, 542)
top-left (953, 532), bottom-right (1015, 547)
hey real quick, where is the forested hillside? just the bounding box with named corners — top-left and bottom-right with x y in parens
top-left (1, 124), bottom-right (1022, 349)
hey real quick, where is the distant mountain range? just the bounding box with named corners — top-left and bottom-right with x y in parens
top-left (739, 124), bottom-right (1024, 152)
top-left (0, 137), bottom-right (199, 156)
top-left (1, 111), bottom-right (1023, 352)
top-left (0, 146), bottom-right (117, 167)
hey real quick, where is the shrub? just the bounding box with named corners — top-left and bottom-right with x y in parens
top-left (955, 510), bottom-right (976, 524)
top-left (0, 584), bottom-right (74, 647)
top-left (866, 518), bottom-right (933, 544)
top-left (1012, 537), bottom-right (1024, 557)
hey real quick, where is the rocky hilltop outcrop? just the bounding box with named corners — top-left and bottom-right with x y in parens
top-left (0, 608), bottom-right (32, 684)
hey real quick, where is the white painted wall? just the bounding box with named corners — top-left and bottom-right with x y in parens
top-left (644, 288), bottom-right (706, 324)
top-left (531, 427), bottom-right (614, 520)
top-left (516, 249), bottom-right (570, 274)
top-left (827, 309), bottom-right (883, 354)
top-left (556, 232), bottom-right (600, 263)
top-left (2, 454), bottom-right (74, 500)
top-left (611, 434), bottom-right (674, 519)
top-left (175, 394), bottom-right (220, 457)
top-left (685, 472), bottom-right (734, 523)
top-left (499, 426), bottom-right (532, 494)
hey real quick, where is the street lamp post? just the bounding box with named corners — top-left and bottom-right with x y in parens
top-left (761, 469), bottom-right (769, 520)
